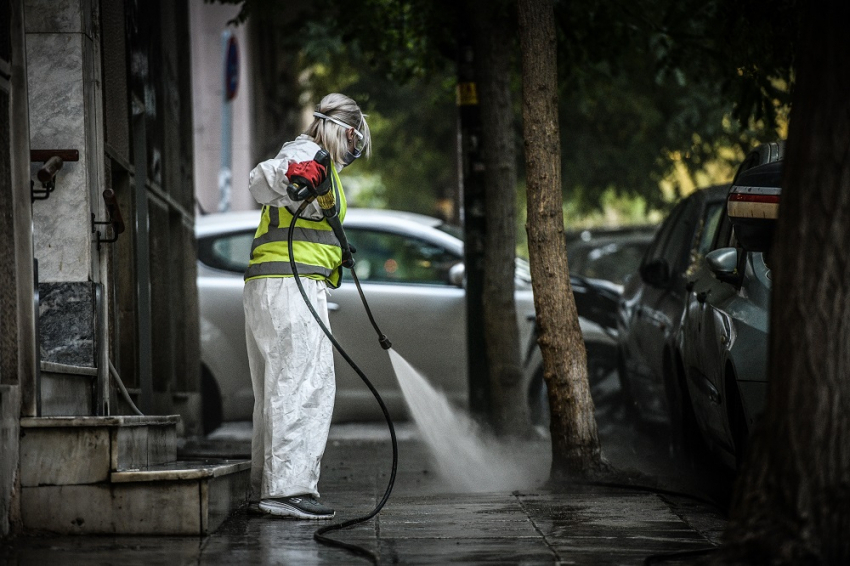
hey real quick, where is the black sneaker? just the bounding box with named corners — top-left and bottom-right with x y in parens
top-left (259, 495), bottom-right (335, 519)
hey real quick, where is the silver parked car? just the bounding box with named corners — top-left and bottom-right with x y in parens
top-left (197, 208), bottom-right (539, 432)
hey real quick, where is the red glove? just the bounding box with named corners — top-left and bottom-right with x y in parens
top-left (286, 160), bottom-right (327, 190)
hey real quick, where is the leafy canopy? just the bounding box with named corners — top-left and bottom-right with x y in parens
top-left (210, 0), bottom-right (798, 219)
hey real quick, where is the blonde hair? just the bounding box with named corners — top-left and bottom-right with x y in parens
top-left (306, 93), bottom-right (372, 164)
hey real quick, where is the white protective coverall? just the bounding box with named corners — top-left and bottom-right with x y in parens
top-left (244, 134), bottom-right (340, 500)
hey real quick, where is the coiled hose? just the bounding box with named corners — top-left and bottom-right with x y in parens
top-left (288, 201), bottom-right (397, 565)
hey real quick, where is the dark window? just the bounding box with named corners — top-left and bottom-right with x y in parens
top-left (570, 241), bottom-right (651, 286)
top-left (644, 200), bottom-right (687, 267)
top-left (712, 209), bottom-right (736, 251)
top-left (697, 203), bottom-right (724, 256)
top-left (0, 0), bottom-right (10, 63)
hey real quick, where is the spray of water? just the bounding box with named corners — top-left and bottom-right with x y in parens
top-left (388, 349), bottom-right (551, 493)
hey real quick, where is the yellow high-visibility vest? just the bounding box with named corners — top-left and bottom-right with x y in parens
top-left (244, 164), bottom-right (347, 288)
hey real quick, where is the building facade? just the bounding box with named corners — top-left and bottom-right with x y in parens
top-left (1, 0), bottom-right (202, 537)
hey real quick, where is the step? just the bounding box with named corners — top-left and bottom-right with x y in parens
top-left (38, 362), bottom-right (97, 417)
top-left (20, 415), bottom-right (180, 485)
top-left (21, 459), bottom-right (250, 535)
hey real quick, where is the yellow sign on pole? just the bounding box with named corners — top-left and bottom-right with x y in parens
top-left (457, 82), bottom-right (478, 106)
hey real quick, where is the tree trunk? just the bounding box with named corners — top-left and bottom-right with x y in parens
top-left (717, 4), bottom-right (850, 563)
top-left (517, 0), bottom-right (604, 477)
top-left (469, 0), bottom-right (529, 435)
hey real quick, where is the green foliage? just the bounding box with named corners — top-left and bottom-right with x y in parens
top-left (553, 0), bottom-right (795, 214)
top-left (301, 22), bottom-right (458, 216)
top-left (210, 0), bottom-right (798, 222)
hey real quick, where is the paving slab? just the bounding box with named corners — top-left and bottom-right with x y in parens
top-left (2, 420), bottom-right (728, 565)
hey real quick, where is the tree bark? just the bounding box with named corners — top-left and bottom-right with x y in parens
top-left (517, 0), bottom-right (604, 476)
top-left (468, 0), bottom-right (529, 435)
top-left (717, 4), bottom-right (850, 563)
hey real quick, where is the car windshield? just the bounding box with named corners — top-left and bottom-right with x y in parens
top-left (568, 239), bottom-right (651, 286)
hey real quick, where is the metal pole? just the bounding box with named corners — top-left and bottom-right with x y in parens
top-left (132, 107), bottom-right (153, 413)
top-left (457, 33), bottom-right (490, 418)
top-left (218, 29), bottom-right (233, 213)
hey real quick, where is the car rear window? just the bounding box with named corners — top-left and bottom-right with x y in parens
top-left (435, 222), bottom-right (463, 240)
top-left (198, 231), bottom-right (254, 273)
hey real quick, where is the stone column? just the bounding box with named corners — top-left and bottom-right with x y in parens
top-left (25, 0), bottom-right (108, 415)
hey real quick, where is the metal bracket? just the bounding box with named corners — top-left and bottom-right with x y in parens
top-left (30, 149), bottom-right (79, 202)
top-left (92, 189), bottom-right (126, 250)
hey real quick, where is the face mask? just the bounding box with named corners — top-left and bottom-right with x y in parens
top-left (342, 148), bottom-right (361, 166)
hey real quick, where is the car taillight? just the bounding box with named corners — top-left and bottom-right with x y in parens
top-left (727, 192), bottom-right (780, 220)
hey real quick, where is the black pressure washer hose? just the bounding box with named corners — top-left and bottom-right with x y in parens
top-left (287, 201), bottom-right (397, 565)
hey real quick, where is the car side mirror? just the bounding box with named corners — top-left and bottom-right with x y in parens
top-left (706, 247), bottom-right (738, 283)
top-left (640, 258), bottom-right (671, 288)
top-left (448, 262), bottom-right (465, 288)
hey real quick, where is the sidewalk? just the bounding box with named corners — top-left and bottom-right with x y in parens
top-left (2, 421), bottom-right (727, 565)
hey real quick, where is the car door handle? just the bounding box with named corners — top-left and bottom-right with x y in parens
top-left (696, 291), bottom-right (709, 303)
top-left (328, 302), bottom-right (340, 311)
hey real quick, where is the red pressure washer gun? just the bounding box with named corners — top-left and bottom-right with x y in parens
top-left (286, 149), bottom-right (332, 201)
top-left (286, 149), bottom-right (357, 270)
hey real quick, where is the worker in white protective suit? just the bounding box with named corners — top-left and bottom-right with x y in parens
top-left (243, 93), bottom-right (371, 519)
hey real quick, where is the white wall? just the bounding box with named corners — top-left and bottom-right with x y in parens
top-left (189, 0), bottom-right (255, 214)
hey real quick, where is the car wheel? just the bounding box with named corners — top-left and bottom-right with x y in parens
top-left (586, 342), bottom-right (618, 404)
top-left (665, 352), bottom-right (704, 458)
top-left (617, 348), bottom-right (638, 419)
top-left (726, 374), bottom-right (749, 469)
top-left (201, 365), bottom-right (223, 435)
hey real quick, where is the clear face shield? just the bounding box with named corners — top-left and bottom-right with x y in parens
top-left (313, 111), bottom-right (364, 165)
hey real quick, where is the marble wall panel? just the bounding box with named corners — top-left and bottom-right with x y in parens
top-left (39, 372), bottom-right (93, 415)
top-left (112, 425), bottom-right (148, 471)
top-left (112, 481), bottom-right (201, 534)
top-left (21, 484), bottom-right (113, 533)
top-left (147, 424), bottom-right (177, 466)
top-left (27, 32), bottom-right (91, 282)
top-left (0, 385), bottom-right (21, 537)
top-left (24, 0), bottom-right (82, 33)
top-left (38, 281), bottom-right (95, 366)
top-left (206, 469), bottom-right (250, 534)
top-left (111, 424), bottom-right (177, 470)
top-left (20, 426), bottom-right (109, 486)
top-left (21, 482), bottom-right (202, 534)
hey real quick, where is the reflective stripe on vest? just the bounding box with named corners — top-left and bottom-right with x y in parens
top-left (245, 261), bottom-right (334, 278)
top-left (245, 164), bottom-right (346, 285)
top-left (250, 225), bottom-right (341, 255)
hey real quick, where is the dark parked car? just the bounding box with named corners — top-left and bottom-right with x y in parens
top-left (525, 229), bottom-right (655, 425)
top-left (678, 147), bottom-right (783, 468)
top-left (617, 185), bottom-right (729, 424)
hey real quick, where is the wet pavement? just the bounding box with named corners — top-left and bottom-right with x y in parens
top-left (1, 383), bottom-right (731, 565)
